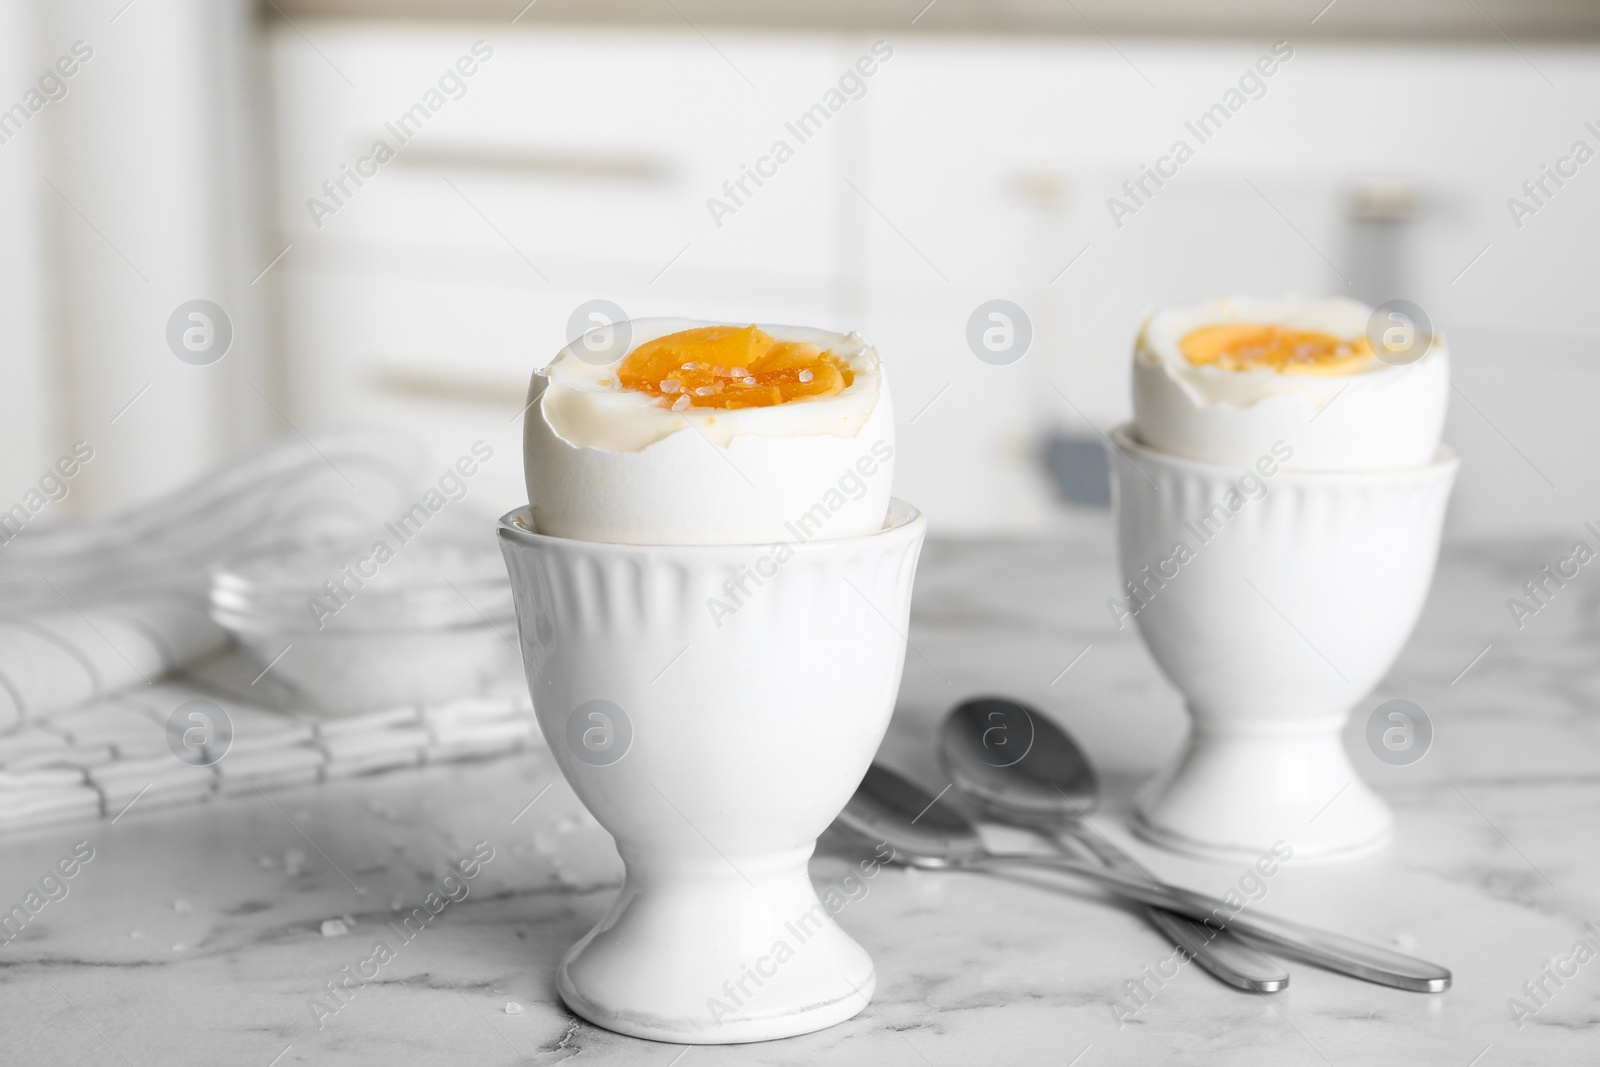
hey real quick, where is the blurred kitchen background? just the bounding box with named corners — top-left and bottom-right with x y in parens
top-left (3, 0), bottom-right (1598, 540)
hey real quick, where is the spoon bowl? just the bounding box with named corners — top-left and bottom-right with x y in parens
top-left (939, 696), bottom-right (1099, 831)
top-left (836, 763), bottom-right (987, 866)
top-left (938, 696), bottom-right (1291, 993)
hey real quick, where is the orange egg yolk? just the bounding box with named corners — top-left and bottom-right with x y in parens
top-left (1178, 323), bottom-right (1373, 376)
top-left (614, 325), bottom-right (854, 410)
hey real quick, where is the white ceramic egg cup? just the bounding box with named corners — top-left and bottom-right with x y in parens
top-left (1108, 427), bottom-right (1458, 864)
top-left (498, 502), bottom-right (925, 1044)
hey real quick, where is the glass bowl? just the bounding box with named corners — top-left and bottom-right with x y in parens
top-left (210, 529), bottom-right (520, 716)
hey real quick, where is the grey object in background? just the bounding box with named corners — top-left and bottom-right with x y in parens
top-left (1345, 178), bottom-right (1421, 308)
top-left (1043, 435), bottom-right (1111, 509)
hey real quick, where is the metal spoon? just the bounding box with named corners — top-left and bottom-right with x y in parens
top-left (938, 696), bottom-right (1289, 993)
top-left (838, 762), bottom-right (1451, 993)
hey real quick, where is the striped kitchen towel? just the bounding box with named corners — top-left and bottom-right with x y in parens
top-left (0, 427), bottom-right (424, 732)
top-left (0, 677), bottom-right (540, 833)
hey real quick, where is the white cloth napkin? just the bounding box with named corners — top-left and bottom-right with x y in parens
top-left (214, 747), bottom-right (325, 796)
top-left (0, 597), bottom-right (225, 731)
top-left (319, 723), bottom-right (432, 780)
top-left (0, 427), bottom-right (543, 834)
top-left (93, 757), bottom-right (218, 815)
top-left (424, 698), bottom-right (537, 760)
top-left (0, 678), bottom-right (540, 833)
top-left (0, 428), bottom-right (424, 731)
top-left (0, 785), bottom-right (102, 831)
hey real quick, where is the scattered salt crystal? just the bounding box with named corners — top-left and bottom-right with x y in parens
top-left (694, 386), bottom-right (715, 396)
top-left (798, 369), bottom-right (814, 383)
top-left (671, 395), bottom-right (691, 412)
top-left (172, 900), bottom-right (192, 913)
top-left (505, 1002), bottom-right (524, 1015)
top-left (730, 367), bottom-right (748, 377)
top-left (712, 366), bottom-right (728, 377)
top-left (321, 919), bottom-right (349, 938)
top-left (680, 361), bottom-right (701, 371)
top-left (742, 376), bottom-right (757, 386)
top-left (659, 379), bottom-right (680, 394)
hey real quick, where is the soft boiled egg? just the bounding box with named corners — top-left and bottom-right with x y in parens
top-left (523, 318), bottom-right (894, 545)
top-left (1132, 296), bottom-right (1448, 470)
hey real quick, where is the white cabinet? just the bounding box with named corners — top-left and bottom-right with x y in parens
top-left (271, 26), bottom-right (1600, 537)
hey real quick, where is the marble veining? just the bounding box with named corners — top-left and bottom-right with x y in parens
top-left (1, 521), bottom-right (1597, 1065)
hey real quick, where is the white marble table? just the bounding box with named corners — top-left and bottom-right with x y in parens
top-left (2, 521), bottom-right (1596, 1066)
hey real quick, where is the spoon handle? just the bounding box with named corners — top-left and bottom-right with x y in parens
top-left (1141, 905), bottom-right (1291, 993)
top-left (1051, 833), bottom-right (1289, 993)
top-left (970, 853), bottom-right (1450, 993)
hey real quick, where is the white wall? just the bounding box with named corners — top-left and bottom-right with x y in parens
top-left (0, 0), bottom-right (276, 520)
top-left (0, 0), bottom-right (62, 505)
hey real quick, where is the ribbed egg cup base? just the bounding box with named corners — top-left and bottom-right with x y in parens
top-left (1132, 714), bottom-right (1394, 865)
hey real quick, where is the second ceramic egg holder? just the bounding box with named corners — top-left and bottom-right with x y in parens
top-left (1109, 426), bottom-right (1457, 863)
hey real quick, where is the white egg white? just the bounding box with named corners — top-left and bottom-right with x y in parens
top-left (524, 317), bottom-right (894, 545)
top-left (1132, 296), bottom-right (1448, 470)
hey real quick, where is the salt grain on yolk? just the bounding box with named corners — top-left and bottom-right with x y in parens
top-left (1179, 323), bottom-right (1373, 377)
top-left (617, 325), bottom-right (855, 409)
